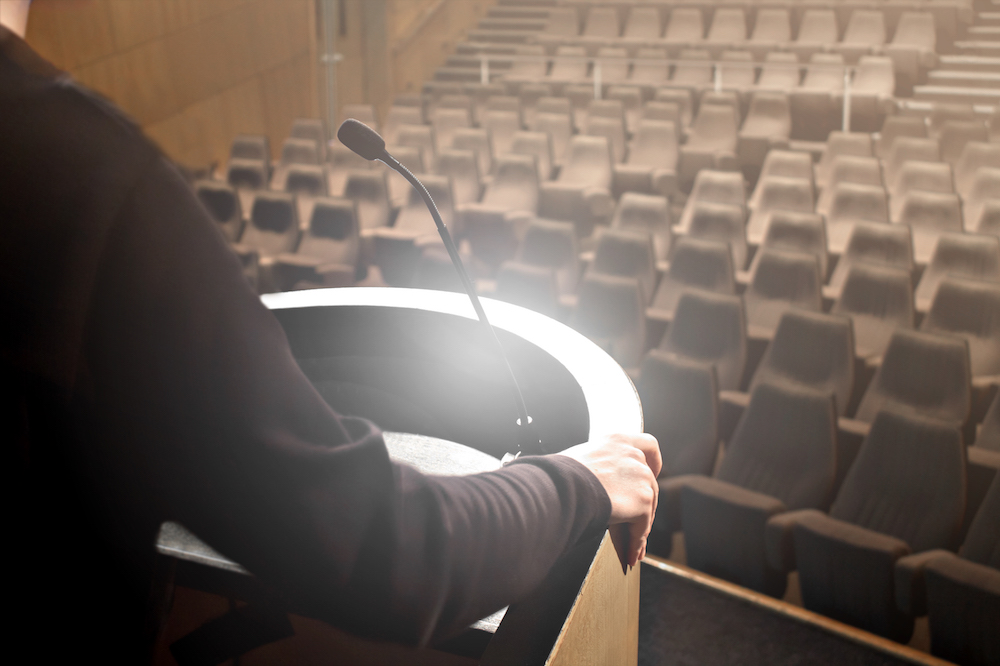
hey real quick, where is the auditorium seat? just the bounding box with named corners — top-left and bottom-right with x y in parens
top-left (510, 130), bottom-right (553, 181)
top-left (229, 134), bottom-right (270, 163)
top-left (649, 237), bottom-right (736, 324)
top-left (669, 49), bottom-right (714, 94)
top-left (884, 13), bottom-right (938, 95)
top-left (738, 92), bottom-right (792, 181)
top-left (875, 115), bottom-right (928, 159)
top-left (395, 124), bottom-right (437, 171)
top-left (824, 182), bottom-right (890, 255)
top-left (273, 198), bottom-right (360, 290)
top-left (280, 137), bottom-right (321, 166)
top-left (888, 160), bottom-right (954, 221)
top-left (921, 277), bottom-right (1000, 381)
top-left (815, 132), bottom-right (874, 188)
top-left (940, 120), bottom-right (989, 165)
top-left (533, 111), bottom-right (572, 168)
top-left (329, 143), bottom-right (375, 197)
top-left (581, 6), bottom-right (620, 49)
top-left (962, 167), bottom-right (1000, 230)
top-left (606, 86), bottom-right (644, 135)
top-left (676, 169), bottom-right (746, 235)
top-left (436, 149), bottom-right (482, 207)
top-left (451, 127), bottom-right (494, 180)
top-left (493, 261), bottom-right (562, 320)
top-left (831, 264), bottom-right (915, 360)
top-left (226, 158), bottom-right (268, 206)
top-left (591, 229), bottom-right (657, 304)
top-left (687, 202), bottom-right (748, 271)
top-left (791, 55), bottom-right (845, 140)
top-left (748, 9), bottom-right (792, 62)
top-left (516, 84), bottom-right (551, 128)
top-left (900, 472), bottom-right (999, 665)
top-left (832, 10), bottom-right (886, 64)
top-left (573, 273), bottom-right (645, 369)
top-left (517, 219), bottom-right (579, 295)
top-left (342, 170), bottom-right (392, 232)
top-left (612, 119), bottom-right (679, 198)
top-left (483, 109), bottom-right (522, 160)
top-left (815, 156), bottom-right (883, 217)
top-left (469, 85), bottom-right (511, 126)
top-left (631, 48), bottom-right (670, 89)
top-left (681, 382), bottom-right (838, 597)
top-left (718, 51), bottom-right (757, 98)
top-left (755, 52), bottom-right (800, 92)
top-left (914, 234), bottom-right (1000, 312)
top-left (791, 10), bottom-right (839, 63)
top-left (749, 151), bottom-right (814, 207)
top-left (746, 176), bottom-right (815, 246)
top-left (593, 47), bottom-right (629, 84)
top-left (826, 222), bottom-right (914, 299)
top-left (612, 193), bottom-right (672, 265)
top-left (663, 8), bottom-right (704, 56)
top-left (973, 200), bottom-right (1000, 235)
top-left (678, 103), bottom-right (740, 192)
top-left (538, 135), bottom-right (614, 237)
top-left (543, 6), bottom-right (578, 41)
top-left (384, 144), bottom-right (425, 208)
top-left (744, 249), bottom-right (823, 338)
top-left (431, 107), bottom-right (472, 154)
top-left (549, 45), bottom-right (589, 86)
top-left (705, 8), bottom-right (747, 59)
top-left (748, 211), bottom-right (828, 280)
top-left (882, 136), bottom-right (942, 186)
top-left (894, 190), bottom-right (963, 264)
top-left (585, 115), bottom-right (627, 165)
top-left (412, 247), bottom-right (462, 292)
top-left (776, 410), bottom-right (965, 642)
top-left (659, 290), bottom-right (747, 392)
top-left (462, 152), bottom-right (539, 270)
top-left (623, 6), bottom-right (662, 44)
top-left (955, 142), bottom-right (1000, 200)
top-left (282, 165), bottom-right (328, 203)
top-left (504, 44), bottom-right (548, 87)
top-left (242, 192), bottom-right (300, 259)
top-left (929, 103), bottom-right (978, 139)
top-left (638, 352), bottom-right (718, 479)
top-left (195, 180), bottom-right (243, 243)
top-left (839, 56), bottom-right (894, 133)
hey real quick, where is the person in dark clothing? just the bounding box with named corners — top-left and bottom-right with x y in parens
top-left (0, 24), bottom-right (659, 661)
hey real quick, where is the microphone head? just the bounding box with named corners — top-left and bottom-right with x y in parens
top-left (337, 119), bottom-right (386, 161)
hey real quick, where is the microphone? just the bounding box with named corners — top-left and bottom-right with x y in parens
top-left (337, 119), bottom-right (540, 462)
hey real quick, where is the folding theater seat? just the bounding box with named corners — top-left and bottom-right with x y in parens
top-left (704, 8), bottom-right (747, 59)
top-left (832, 10), bottom-right (886, 64)
top-left (572, 273), bottom-right (646, 369)
top-left (279, 137), bottom-right (321, 168)
top-left (241, 192), bottom-right (301, 276)
top-left (493, 261), bottom-right (562, 320)
top-left (748, 150), bottom-right (814, 207)
top-left (590, 229), bottom-right (657, 304)
top-left (195, 180), bottom-right (243, 243)
top-left (637, 352), bottom-right (719, 480)
top-left (676, 382), bottom-right (838, 597)
top-left (622, 6), bottom-right (662, 44)
top-left (538, 135), bottom-right (614, 238)
top-left (744, 249), bottom-right (823, 339)
top-left (593, 47), bottom-right (629, 87)
top-left (718, 310), bottom-right (855, 446)
top-left (662, 8), bottom-right (704, 56)
top-left (894, 190), bottom-right (963, 265)
top-left (430, 106), bottom-right (472, 154)
top-left (372, 174), bottom-right (456, 287)
top-left (737, 92), bottom-right (792, 182)
top-left (790, 55), bottom-right (845, 141)
top-left (746, 176), bottom-right (814, 246)
top-left (612, 119), bottom-right (679, 198)
top-left (824, 182), bottom-right (890, 255)
top-left (962, 167), bottom-right (1000, 231)
top-left (649, 238), bottom-right (736, 323)
top-left (755, 52), bottom-right (800, 93)
top-left (921, 277), bottom-right (1000, 382)
top-left (469, 85), bottom-right (512, 126)
top-left (790, 10), bottom-right (839, 63)
top-left (826, 222), bottom-right (914, 299)
top-left (678, 103), bottom-right (740, 192)
top-left (630, 48), bottom-right (670, 90)
top-left (462, 153), bottom-right (538, 270)
top-left (770, 410), bottom-right (966, 642)
top-left (395, 124), bottom-right (437, 171)
top-left (229, 134), bottom-right (269, 163)
top-left (435, 149), bottom-right (481, 208)
top-left (815, 155), bottom-right (883, 217)
top-left (837, 56), bottom-right (894, 133)
top-left (686, 201), bottom-right (748, 271)
top-left (914, 234), bottom-right (1000, 313)
top-left (503, 45), bottom-right (549, 88)
top-left (653, 88), bottom-right (694, 130)
top-left (929, 103), bottom-right (977, 140)
top-left (658, 290), bottom-right (747, 392)
top-left (510, 131), bottom-right (554, 181)
top-left (483, 109), bottom-right (522, 160)
top-left (667, 49), bottom-right (713, 97)
top-left (897, 473), bottom-right (999, 666)
top-left (939, 120), bottom-right (989, 166)
top-left (606, 86), bottom-right (644, 135)
top-left (342, 170), bottom-right (392, 233)
top-left (580, 6), bottom-right (621, 54)
top-left (271, 197), bottom-right (361, 291)
top-left (884, 13), bottom-right (938, 96)
top-left (875, 115), bottom-right (928, 159)
top-left (517, 219), bottom-right (579, 296)
top-left (748, 211), bottom-right (828, 280)
top-left (831, 264), bottom-right (915, 361)
top-left (717, 51), bottom-right (757, 100)
top-left (548, 45), bottom-right (589, 89)
top-left (888, 160), bottom-right (954, 221)
top-left (611, 193), bottom-right (672, 265)
top-left (384, 145), bottom-right (425, 209)
top-left (226, 159), bottom-right (268, 216)
top-left (676, 170), bottom-right (746, 235)
top-left (533, 111), bottom-right (572, 169)
top-left (747, 9), bottom-right (792, 62)
top-left (451, 127), bottom-right (494, 182)
top-left (815, 132), bottom-right (874, 188)
top-left (954, 142), bottom-right (1000, 200)
top-left (288, 118), bottom-right (328, 169)
top-left (881, 136), bottom-right (940, 186)
top-left (584, 115), bottom-right (627, 165)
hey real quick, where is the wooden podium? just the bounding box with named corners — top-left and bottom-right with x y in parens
top-left (154, 287), bottom-right (643, 664)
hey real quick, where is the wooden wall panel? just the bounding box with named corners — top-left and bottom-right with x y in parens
top-left (25, 0), bottom-right (317, 168)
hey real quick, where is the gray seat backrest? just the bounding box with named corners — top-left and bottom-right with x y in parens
top-left (591, 229), bottom-right (656, 304)
top-left (573, 273), bottom-right (645, 367)
top-left (752, 310), bottom-right (855, 416)
top-left (687, 201), bottom-right (747, 271)
top-left (298, 198), bottom-right (359, 266)
top-left (436, 149), bottom-right (481, 207)
top-left (230, 134), bottom-right (269, 162)
top-left (832, 263), bottom-right (914, 360)
top-left (284, 164), bottom-right (328, 197)
top-left (638, 351), bottom-right (719, 478)
top-left (915, 234), bottom-right (1000, 312)
top-left (745, 249), bottom-right (822, 336)
top-left (651, 237), bottom-right (735, 320)
top-left (481, 153), bottom-right (539, 212)
top-left (342, 170), bottom-right (391, 231)
top-left (854, 329), bottom-right (971, 426)
top-left (280, 137), bottom-right (321, 166)
top-left (719, 381), bottom-right (837, 510)
top-left (226, 159), bottom-right (268, 190)
top-left (828, 222), bottom-right (913, 294)
top-left (244, 192), bottom-right (300, 258)
top-left (660, 290), bottom-right (746, 391)
top-left (558, 135), bottom-right (613, 189)
top-left (494, 261), bottom-right (560, 319)
top-left (195, 180), bottom-right (243, 242)
top-left (612, 192), bottom-right (672, 263)
top-left (752, 210), bottom-right (827, 278)
top-left (510, 131), bottom-right (553, 181)
top-left (921, 277), bottom-right (1000, 377)
top-left (831, 410), bottom-right (965, 552)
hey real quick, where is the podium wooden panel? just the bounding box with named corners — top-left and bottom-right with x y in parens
top-left (154, 287), bottom-right (643, 664)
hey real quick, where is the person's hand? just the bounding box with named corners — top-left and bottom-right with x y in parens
top-left (559, 433), bottom-right (661, 567)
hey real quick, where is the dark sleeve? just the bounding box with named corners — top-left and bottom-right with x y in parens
top-left (85, 155), bottom-right (611, 646)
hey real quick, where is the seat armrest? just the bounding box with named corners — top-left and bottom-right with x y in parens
top-left (794, 511), bottom-right (910, 558)
top-left (682, 475), bottom-right (787, 515)
top-left (765, 509), bottom-right (825, 572)
top-left (895, 549), bottom-right (953, 616)
top-left (924, 553), bottom-right (1000, 596)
